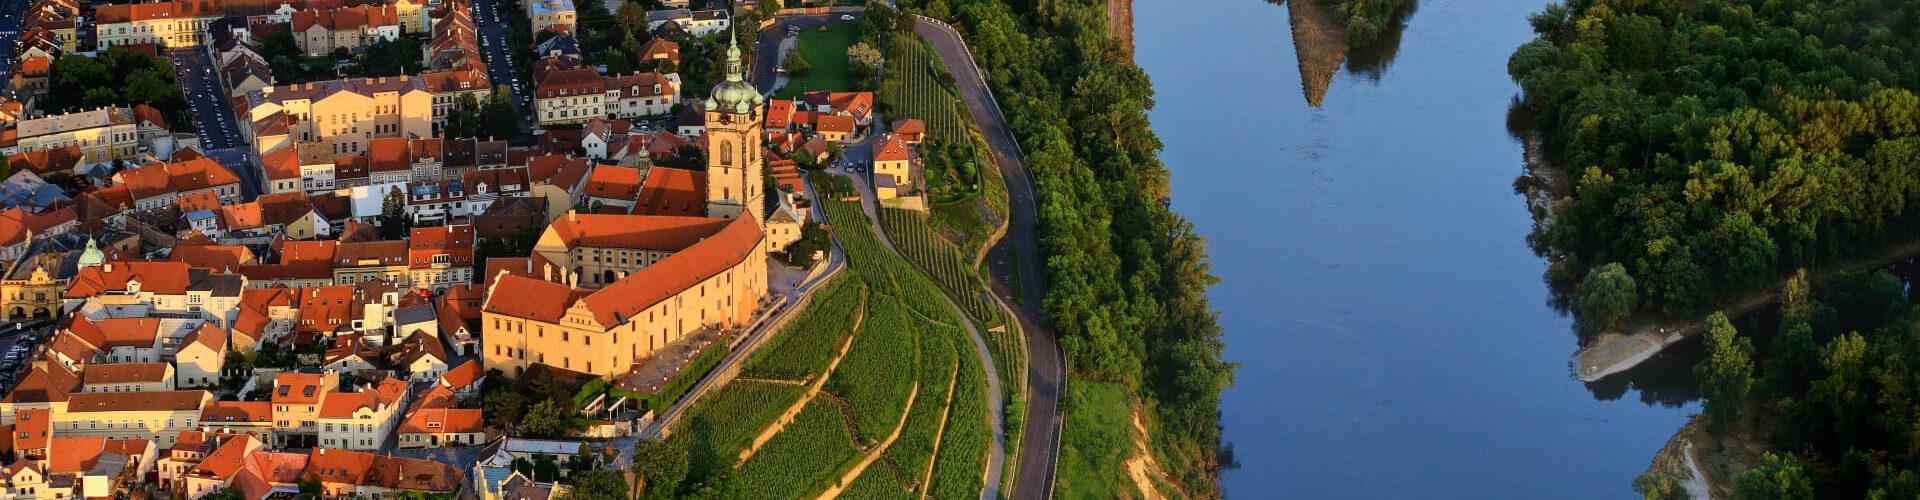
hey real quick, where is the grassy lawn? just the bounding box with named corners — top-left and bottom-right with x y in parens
top-left (1054, 378), bottom-right (1132, 499)
top-left (775, 22), bottom-right (860, 98)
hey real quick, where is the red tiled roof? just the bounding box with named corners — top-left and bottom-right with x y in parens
top-left (172, 244), bottom-right (254, 271)
top-left (367, 137), bottom-right (411, 173)
top-left (439, 359), bottom-right (482, 390)
top-left (0, 363), bottom-right (79, 404)
top-left (398, 407), bottom-right (482, 434)
top-left (874, 134), bottom-right (913, 162)
top-left (67, 260), bottom-right (194, 297)
top-left (115, 157), bottom-right (242, 202)
top-left (317, 390), bottom-right (380, 418)
top-left (631, 166), bottom-right (706, 217)
top-left (816, 115), bottom-right (856, 133)
top-left (81, 362), bottom-right (171, 385)
top-left (584, 165), bottom-right (642, 200)
top-left (577, 215), bottom-right (762, 326)
top-left (13, 409), bottom-right (49, 451)
top-left (765, 99), bottom-right (794, 128)
top-left (890, 118), bottom-right (925, 135)
top-left (261, 144), bottom-right (302, 181)
top-left (408, 225), bottom-right (473, 269)
top-left (545, 213), bottom-right (731, 251)
top-left (482, 275), bottom-right (576, 322)
top-left (65, 390), bottom-right (208, 413)
top-left (535, 68), bottom-right (605, 98)
top-left (272, 372), bottom-right (326, 404)
top-left (296, 285), bottom-right (357, 333)
top-left (78, 316), bottom-right (161, 349)
top-left (184, 322), bottom-right (227, 352)
top-left (202, 400), bottom-right (274, 424)
top-left (279, 240), bottom-right (340, 264)
top-left (46, 437), bottom-right (105, 474)
top-left (334, 240), bottom-right (408, 268)
top-left (190, 435), bottom-right (258, 481)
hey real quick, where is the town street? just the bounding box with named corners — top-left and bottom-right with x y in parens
top-left (170, 48), bottom-right (262, 201)
top-left (0, 0), bottom-right (24, 86)
top-left (474, 0), bottom-right (531, 129)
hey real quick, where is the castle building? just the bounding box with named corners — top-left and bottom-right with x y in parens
top-left (480, 34), bottom-right (771, 382)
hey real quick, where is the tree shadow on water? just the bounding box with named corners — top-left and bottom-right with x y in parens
top-left (1582, 331), bottom-right (1704, 408)
top-left (1343, 2), bottom-right (1416, 81)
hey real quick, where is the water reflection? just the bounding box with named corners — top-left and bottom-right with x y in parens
top-left (1345, 2), bottom-right (1416, 80)
top-left (1276, 0), bottom-right (1417, 105)
top-left (1583, 335), bottom-right (1703, 406)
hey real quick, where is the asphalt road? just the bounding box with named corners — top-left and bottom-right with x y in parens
top-left (473, 0), bottom-right (531, 128)
top-left (171, 48), bottom-right (261, 200)
top-left (914, 16), bottom-right (1066, 500)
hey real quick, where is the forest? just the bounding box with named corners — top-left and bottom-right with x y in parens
top-left (1510, 0), bottom-right (1920, 321)
top-left (898, 0), bottom-right (1235, 493)
top-left (1641, 269), bottom-right (1920, 499)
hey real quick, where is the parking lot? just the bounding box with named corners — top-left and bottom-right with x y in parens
top-left (0, 320), bottom-right (54, 393)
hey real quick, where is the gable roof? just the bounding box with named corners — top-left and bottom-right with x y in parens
top-left (66, 390), bottom-right (208, 413)
top-left (81, 362), bottom-right (171, 385)
top-left (201, 400), bottom-right (274, 424)
top-left (272, 372), bottom-right (327, 404)
top-left (874, 134), bottom-right (914, 162)
top-left (583, 165), bottom-right (642, 200)
top-left (544, 213), bottom-right (731, 251)
top-left (631, 166), bottom-right (706, 217)
top-left (440, 359), bottom-right (483, 390)
top-left (66, 260), bottom-right (195, 297)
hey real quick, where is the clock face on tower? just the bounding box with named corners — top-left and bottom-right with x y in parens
top-left (719, 114), bottom-right (733, 125)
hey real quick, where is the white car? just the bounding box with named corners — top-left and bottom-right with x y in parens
top-left (841, 14), bottom-right (855, 20)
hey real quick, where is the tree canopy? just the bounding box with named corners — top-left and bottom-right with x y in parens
top-left (1513, 0), bottom-right (1920, 316)
top-left (44, 47), bottom-right (191, 131)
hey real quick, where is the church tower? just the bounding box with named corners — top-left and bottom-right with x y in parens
top-left (703, 33), bottom-right (766, 223)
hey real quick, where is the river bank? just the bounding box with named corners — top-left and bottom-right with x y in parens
top-left (1573, 239), bottom-right (1920, 382)
top-left (1644, 410), bottom-right (1775, 499)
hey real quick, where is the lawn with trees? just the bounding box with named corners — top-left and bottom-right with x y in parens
top-left (774, 22), bottom-right (861, 98)
top-left (43, 47), bottom-right (194, 131)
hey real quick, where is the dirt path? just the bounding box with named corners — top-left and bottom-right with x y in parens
top-left (919, 346), bottom-right (962, 500)
top-left (739, 288), bottom-right (869, 464)
top-left (1124, 409), bottom-right (1185, 500)
top-left (819, 382), bottom-right (923, 500)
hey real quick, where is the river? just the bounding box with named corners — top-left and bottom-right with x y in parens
top-left (1132, 0), bottom-right (1704, 497)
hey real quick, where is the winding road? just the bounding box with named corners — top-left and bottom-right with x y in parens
top-left (913, 16), bottom-right (1066, 500)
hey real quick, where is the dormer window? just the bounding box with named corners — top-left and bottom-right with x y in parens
top-left (126, 280), bottom-right (141, 293)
